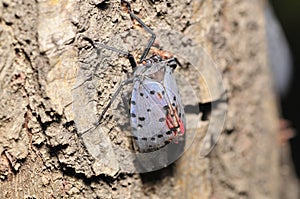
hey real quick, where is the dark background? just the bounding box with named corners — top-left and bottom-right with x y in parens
top-left (270, 0), bottom-right (300, 178)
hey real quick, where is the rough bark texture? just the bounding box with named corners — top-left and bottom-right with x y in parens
top-left (0, 0), bottom-right (299, 198)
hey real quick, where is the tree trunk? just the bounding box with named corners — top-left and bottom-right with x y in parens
top-left (0, 0), bottom-right (299, 198)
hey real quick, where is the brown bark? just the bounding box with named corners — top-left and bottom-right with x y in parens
top-left (0, 0), bottom-right (299, 198)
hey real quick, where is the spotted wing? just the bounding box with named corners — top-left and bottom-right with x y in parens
top-left (163, 65), bottom-right (186, 137)
top-left (130, 66), bottom-right (185, 152)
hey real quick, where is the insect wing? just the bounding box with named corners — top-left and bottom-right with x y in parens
top-left (164, 65), bottom-right (186, 139)
top-left (130, 65), bottom-right (185, 152)
top-left (130, 78), bottom-right (171, 152)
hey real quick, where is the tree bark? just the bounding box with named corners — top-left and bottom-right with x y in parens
top-left (0, 0), bottom-right (299, 198)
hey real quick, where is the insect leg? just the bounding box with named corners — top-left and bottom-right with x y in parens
top-left (82, 36), bottom-right (137, 69)
top-left (97, 78), bottom-right (134, 124)
top-left (121, 0), bottom-right (156, 62)
top-left (80, 78), bottom-right (134, 136)
top-left (165, 57), bottom-right (183, 69)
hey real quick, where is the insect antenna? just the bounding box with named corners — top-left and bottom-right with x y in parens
top-left (82, 36), bottom-right (137, 69)
top-left (121, 0), bottom-right (156, 62)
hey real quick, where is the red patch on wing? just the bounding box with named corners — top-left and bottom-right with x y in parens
top-left (165, 105), bottom-right (185, 138)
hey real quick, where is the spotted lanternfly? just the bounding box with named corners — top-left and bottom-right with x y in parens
top-left (83, 0), bottom-right (186, 152)
top-left (129, 53), bottom-right (186, 152)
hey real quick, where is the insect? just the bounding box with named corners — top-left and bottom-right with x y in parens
top-left (83, 0), bottom-right (186, 153)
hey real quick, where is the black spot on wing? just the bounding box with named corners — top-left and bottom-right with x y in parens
top-left (159, 117), bottom-right (165, 122)
top-left (133, 136), bottom-right (138, 140)
top-left (150, 90), bottom-right (155, 95)
top-left (131, 100), bottom-right (136, 105)
top-left (138, 117), bottom-right (145, 121)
